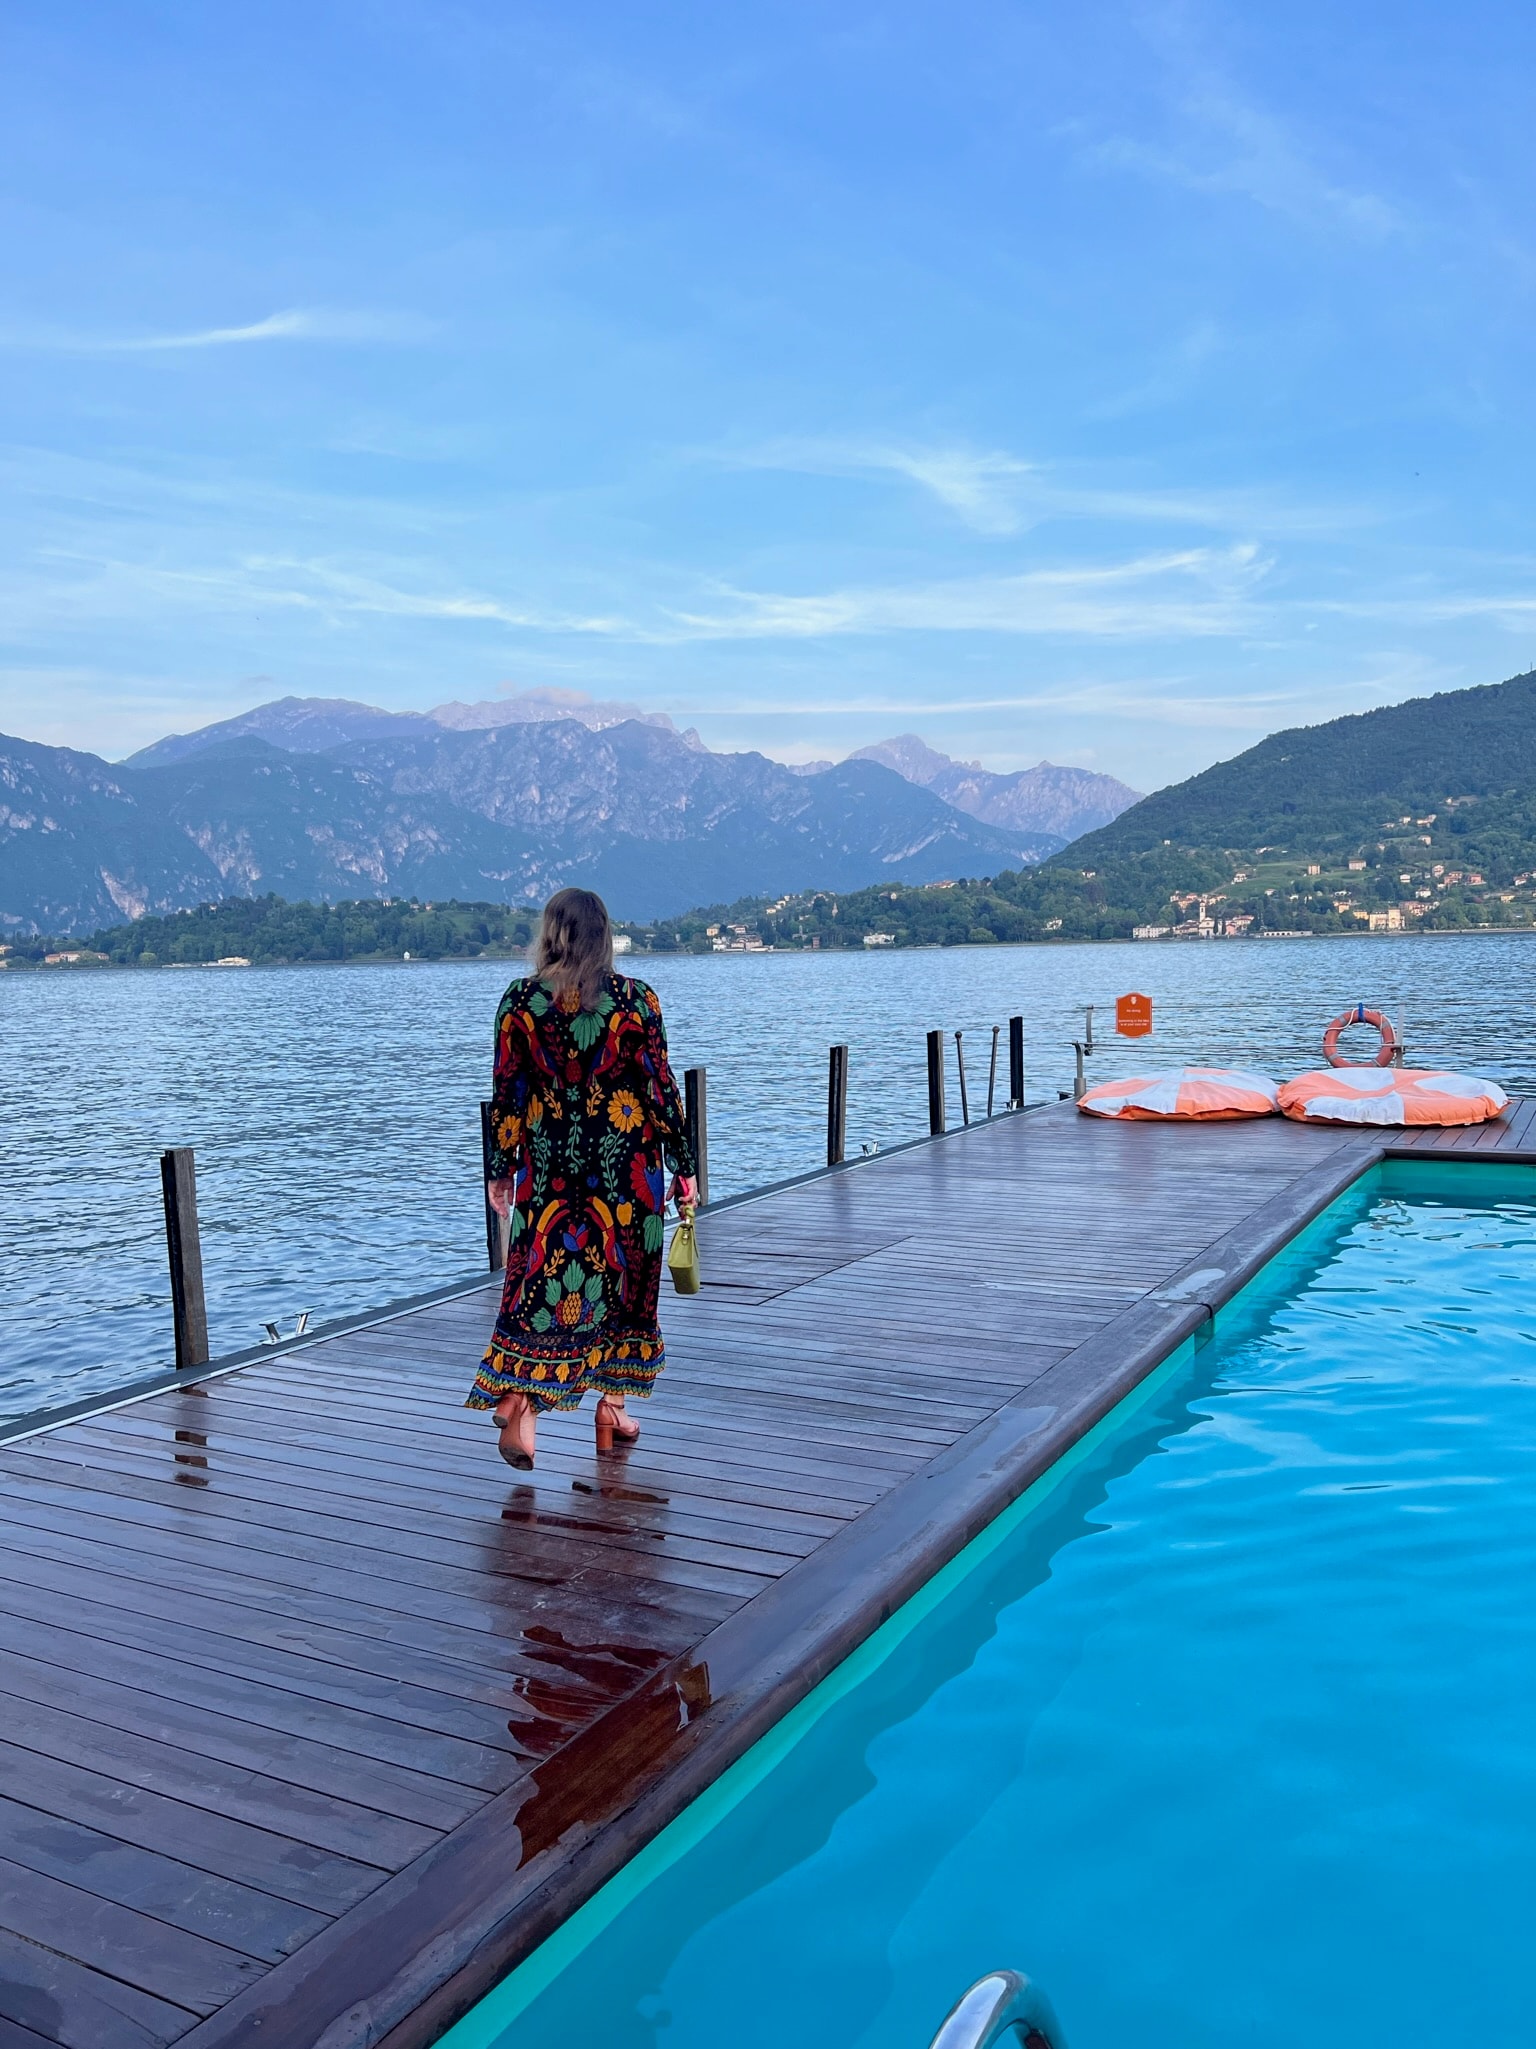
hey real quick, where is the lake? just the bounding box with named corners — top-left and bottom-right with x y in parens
top-left (3, 932), bottom-right (1533, 1424)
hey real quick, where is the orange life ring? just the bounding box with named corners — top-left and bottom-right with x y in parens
top-left (1322, 1004), bottom-right (1396, 1068)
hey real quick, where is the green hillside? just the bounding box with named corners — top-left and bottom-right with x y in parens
top-left (1080, 666), bottom-right (1536, 861)
top-left (1026, 664), bottom-right (1536, 937)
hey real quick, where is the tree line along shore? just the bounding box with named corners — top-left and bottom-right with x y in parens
top-left (6, 847), bottom-right (1536, 973)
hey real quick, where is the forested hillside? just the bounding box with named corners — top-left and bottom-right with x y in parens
top-left (1079, 668), bottom-right (1536, 864)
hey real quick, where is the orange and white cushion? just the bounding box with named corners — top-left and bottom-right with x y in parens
top-left (1278, 1068), bottom-right (1508, 1127)
top-left (1078, 1067), bottom-right (1280, 1120)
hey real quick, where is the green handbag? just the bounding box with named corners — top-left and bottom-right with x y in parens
top-left (667, 1206), bottom-right (701, 1294)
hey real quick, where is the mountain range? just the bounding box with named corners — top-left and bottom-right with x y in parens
top-left (127, 687), bottom-right (700, 768)
top-left (0, 691), bottom-right (1136, 934)
top-left (850, 734), bottom-right (1140, 838)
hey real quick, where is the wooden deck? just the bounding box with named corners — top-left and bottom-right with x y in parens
top-left (1, 1099), bottom-right (1532, 2048)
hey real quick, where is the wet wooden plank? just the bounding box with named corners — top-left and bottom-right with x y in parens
top-left (192, 1382), bottom-right (920, 1493)
top-left (78, 1414), bottom-right (851, 1544)
top-left (0, 1498), bottom-right (771, 1671)
top-left (0, 1688), bottom-right (433, 1869)
top-left (0, 1488), bottom-right (733, 1650)
top-left (0, 1792), bottom-right (326, 1962)
top-left (0, 1546), bottom-right (639, 1722)
top-left (0, 1642), bottom-right (485, 1831)
top-left (0, 1458), bottom-right (771, 1605)
top-left (0, 2013), bottom-right (58, 2049)
top-left (0, 1852), bottom-right (267, 2014)
top-left (0, 1742), bottom-right (384, 1916)
top-left (0, 1576), bottom-right (557, 1759)
top-left (54, 1418), bottom-right (832, 1559)
top-left (0, 1923), bottom-right (195, 2049)
top-left (1, 1434), bottom-right (788, 1588)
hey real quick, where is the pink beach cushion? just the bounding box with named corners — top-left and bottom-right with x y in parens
top-left (1278, 1068), bottom-right (1509, 1127)
top-left (1078, 1067), bottom-right (1281, 1121)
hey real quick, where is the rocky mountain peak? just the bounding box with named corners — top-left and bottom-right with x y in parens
top-left (851, 734), bottom-right (1141, 840)
top-left (853, 733), bottom-right (982, 783)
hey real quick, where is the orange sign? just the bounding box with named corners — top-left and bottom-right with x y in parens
top-left (1116, 991), bottom-right (1153, 1038)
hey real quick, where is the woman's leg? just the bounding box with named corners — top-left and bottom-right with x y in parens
top-left (493, 1389), bottom-right (538, 1468)
top-left (594, 1391), bottom-right (641, 1448)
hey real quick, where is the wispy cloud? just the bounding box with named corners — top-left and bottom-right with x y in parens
top-left (660, 544), bottom-right (1267, 642)
top-left (1323, 590), bottom-right (1536, 630)
top-left (712, 437), bottom-right (1383, 540)
top-left (1087, 319), bottom-right (1224, 420)
top-left (864, 449), bottom-right (1038, 535)
top-left (718, 438), bottom-right (1037, 533)
top-left (8, 541), bottom-right (1268, 649)
top-left (96, 556), bottom-right (630, 636)
top-left (0, 308), bottom-right (434, 353)
top-left (649, 677), bottom-right (1379, 733)
top-left (1092, 124), bottom-right (1399, 238)
top-left (1081, 28), bottom-right (1402, 240)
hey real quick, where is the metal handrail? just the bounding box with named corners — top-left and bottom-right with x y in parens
top-left (926, 1969), bottom-right (1068, 2049)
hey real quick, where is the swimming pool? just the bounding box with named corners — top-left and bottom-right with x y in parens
top-left (442, 1160), bottom-right (1536, 2049)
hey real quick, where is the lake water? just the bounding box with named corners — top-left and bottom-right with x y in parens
top-left (3, 932), bottom-right (1533, 1424)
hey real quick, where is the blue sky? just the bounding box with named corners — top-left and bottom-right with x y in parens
top-left (2, 0), bottom-right (1534, 789)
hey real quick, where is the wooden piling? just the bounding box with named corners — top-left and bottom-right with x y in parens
top-left (827, 1044), bottom-right (849, 1166)
top-left (159, 1147), bottom-right (210, 1370)
top-left (685, 1066), bottom-right (710, 1205)
top-left (926, 1029), bottom-right (946, 1135)
top-left (1008, 1015), bottom-right (1025, 1109)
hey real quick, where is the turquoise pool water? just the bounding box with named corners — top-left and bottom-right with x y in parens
top-left (446, 1161), bottom-right (1536, 2049)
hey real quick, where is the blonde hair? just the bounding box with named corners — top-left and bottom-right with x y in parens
top-left (533, 887), bottom-right (614, 1009)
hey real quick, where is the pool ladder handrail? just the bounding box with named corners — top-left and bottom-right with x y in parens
top-left (927, 1969), bottom-right (1067, 2049)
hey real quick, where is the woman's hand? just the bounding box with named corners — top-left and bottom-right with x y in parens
top-left (487, 1178), bottom-right (517, 1218)
top-left (669, 1174), bottom-right (698, 1211)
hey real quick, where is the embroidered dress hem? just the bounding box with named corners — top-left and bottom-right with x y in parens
top-left (467, 1330), bottom-right (665, 1414)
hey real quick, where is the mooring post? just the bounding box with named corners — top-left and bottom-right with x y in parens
top-left (685, 1066), bottom-right (710, 1206)
top-left (954, 1030), bottom-right (971, 1126)
top-left (827, 1044), bottom-right (849, 1166)
top-left (986, 1024), bottom-right (1000, 1118)
top-left (1008, 1015), bottom-right (1025, 1108)
top-left (926, 1028), bottom-right (946, 1135)
top-left (160, 1147), bottom-right (210, 1370)
top-left (479, 1100), bottom-right (510, 1270)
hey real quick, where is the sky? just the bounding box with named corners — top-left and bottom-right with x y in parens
top-left (1, 0), bottom-right (1534, 791)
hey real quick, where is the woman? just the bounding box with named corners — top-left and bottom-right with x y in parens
top-left (467, 887), bottom-right (698, 1468)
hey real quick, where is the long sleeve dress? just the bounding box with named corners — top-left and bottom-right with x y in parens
top-left (466, 972), bottom-right (698, 1415)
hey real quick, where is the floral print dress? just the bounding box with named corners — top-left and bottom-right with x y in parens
top-left (467, 972), bottom-right (697, 1415)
